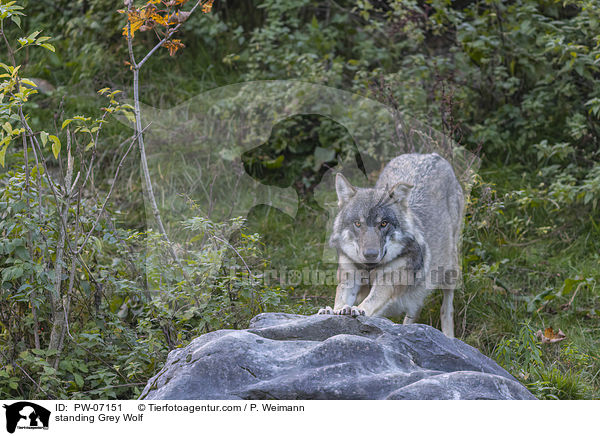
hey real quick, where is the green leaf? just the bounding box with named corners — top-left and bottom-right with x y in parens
top-left (20, 78), bottom-right (37, 88)
top-left (40, 43), bottom-right (55, 53)
top-left (562, 277), bottom-right (584, 295)
top-left (0, 144), bottom-right (8, 167)
top-left (2, 122), bottom-right (12, 135)
top-left (40, 131), bottom-right (48, 146)
top-left (74, 373), bottom-right (84, 388)
top-left (26, 30), bottom-right (41, 41)
top-left (2, 265), bottom-right (24, 282)
top-left (49, 135), bottom-right (61, 158)
top-left (61, 119), bottom-right (73, 129)
top-left (44, 349), bottom-right (58, 357)
top-left (11, 15), bottom-right (21, 27)
top-left (43, 366), bottom-right (56, 375)
top-left (311, 15), bottom-right (318, 29)
top-left (123, 110), bottom-right (136, 123)
top-left (264, 155), bottom-right (284, 169)
top-left (14, 245), bottom-right (28, 261)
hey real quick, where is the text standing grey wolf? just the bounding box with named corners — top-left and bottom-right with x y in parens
top-left (318, 153), bottom-right (463, 337)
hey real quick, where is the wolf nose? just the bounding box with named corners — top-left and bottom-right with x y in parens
top-left (363, 249), bottom-right (379, 261)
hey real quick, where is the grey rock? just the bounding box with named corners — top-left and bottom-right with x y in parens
top-left (140, 313), bottom-right (536, 400)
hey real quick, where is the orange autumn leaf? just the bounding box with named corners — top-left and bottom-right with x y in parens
top-left (202, 0), bottom-right (214, 13)
top-left (163, 39), bottom-right (185, 56)
top-left (119, 9), bottom-right (144, 38)
top-left (535, 327), bottom-right (566, 344)
top-left (120, 4), bottom-right (169, 38)
top-left (150, 11), bottom-right (168, 26)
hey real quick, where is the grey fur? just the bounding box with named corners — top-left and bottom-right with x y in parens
top-left (319, 153), bottom-right (464, 337)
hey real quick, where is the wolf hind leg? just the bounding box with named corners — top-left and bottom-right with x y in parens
top-left (403, 314), bottom-right (417, 325)
top-left (440, 288), bottom-right (454, 338)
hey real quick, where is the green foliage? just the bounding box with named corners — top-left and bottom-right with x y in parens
top-left (0, 165), bottom-right (285, 398)
top-left (242, 114), bottom-right (356, 194)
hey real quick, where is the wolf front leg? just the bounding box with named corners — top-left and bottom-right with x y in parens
top-left (318, 264), bottom-right (363, 315)
top-left (317, 282), bottom-right (362, 315)
top-left (356, 284), bottom-right (395, 317)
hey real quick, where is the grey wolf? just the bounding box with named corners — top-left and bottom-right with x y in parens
top-left (318, 153), bottom-right (463, 337)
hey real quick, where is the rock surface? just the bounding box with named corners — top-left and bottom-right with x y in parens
top-left (140, 313), bottom-right (536, 400)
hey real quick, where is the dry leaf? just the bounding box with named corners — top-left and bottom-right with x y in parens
top-left (168, 11), bottom-right (191, 24)
top-left (162, 39), bottom-right (185, 56)
top-left (535, 327), bottom-right (566, 344)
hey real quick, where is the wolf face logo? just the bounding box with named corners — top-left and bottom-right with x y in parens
top-left (3, 402), bottom-right (50, 434)
top-left (319, 153), bottom-right (464, 337)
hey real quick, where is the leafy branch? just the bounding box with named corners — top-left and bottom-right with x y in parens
top-left (119, 0), bottom-right (214, 265)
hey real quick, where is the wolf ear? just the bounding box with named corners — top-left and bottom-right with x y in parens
top-left (388, 182), bottom-right (413, 207)
top-left (335, 173), bottom-right (356, 207)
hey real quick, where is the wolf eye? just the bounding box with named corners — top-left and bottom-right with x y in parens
top-left (354, 221), bottom-right (361, 228)
top-left (380, 220), bottom-right (388, 228)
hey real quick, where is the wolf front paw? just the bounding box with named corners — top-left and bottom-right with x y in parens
top-left (334, 305), bottom-right (365, 317)
top-left (317, 306), bottom-right (333, 315)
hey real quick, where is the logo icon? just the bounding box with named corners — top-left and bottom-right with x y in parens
top-left (3, 402), bottom-right (50, 434)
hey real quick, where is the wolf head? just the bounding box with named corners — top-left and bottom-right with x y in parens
top-left (330, 173), bottom-right (424, 270)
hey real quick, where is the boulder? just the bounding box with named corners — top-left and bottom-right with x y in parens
top-left (140, 313), bottom-right (536, 400)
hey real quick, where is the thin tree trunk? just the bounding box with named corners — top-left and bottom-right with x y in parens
top-left (47, 143), bottom-right (74, 356)
top-left (131, 66), bottom-right (178, 262)
top-left (47, 202), bottom-right (66, 353)
top-left (21, 131), bottom-right (41, 349)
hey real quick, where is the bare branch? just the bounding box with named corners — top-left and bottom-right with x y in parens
top-left (74, 125), bottom-right (146, 255)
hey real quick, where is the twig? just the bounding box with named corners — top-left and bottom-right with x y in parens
top-left (561, 282), bottom-right (585, 311)
top-left (210, 234), bottom-right (253, 278)
top-left (74, 126), bottom-right (145, 255)
top-left (78, 382), bottom-right (146, 394)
